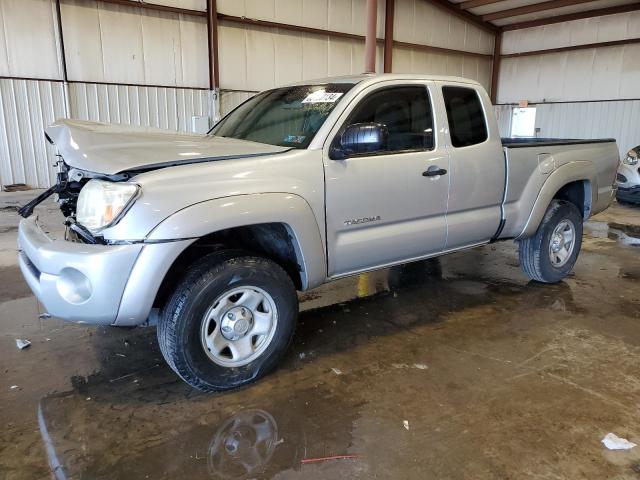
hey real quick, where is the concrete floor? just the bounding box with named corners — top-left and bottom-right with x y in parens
top-left (1, 193), bottom-right (640, 480)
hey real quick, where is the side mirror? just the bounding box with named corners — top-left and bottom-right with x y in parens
top-left (330, 122), bottom-right (388, 159)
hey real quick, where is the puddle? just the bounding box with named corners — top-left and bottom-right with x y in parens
top-left (585, 220), bottom-right (640, 247)
top-left (38, 382), bottom-right (361, 480)
top-left (619, 269), bottom-right (640, 280)
top-left (607, 222), bottom-right (640, 246)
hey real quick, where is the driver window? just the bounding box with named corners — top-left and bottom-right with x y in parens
top-left (344, 86), bottom-right (434, 153)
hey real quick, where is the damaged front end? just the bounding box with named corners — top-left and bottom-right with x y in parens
top-left (18, 157), bottom-right (131, 245)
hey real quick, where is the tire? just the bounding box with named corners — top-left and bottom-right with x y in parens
top-left (157, 252), bottom-right (298, 392)
top-left (518, 200), bottom-right (583, 283)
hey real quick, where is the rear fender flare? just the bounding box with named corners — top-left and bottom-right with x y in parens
top-left (518, 162), bottom-right (595, 239)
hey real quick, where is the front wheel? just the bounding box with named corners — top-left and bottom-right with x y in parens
top-left (518, 200), bottom-right (583, 283)
top-left (157, 253), bottom-right (298, 392)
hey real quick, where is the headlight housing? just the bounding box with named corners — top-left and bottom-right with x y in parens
top-left (623, 154), bottom-right (638, 166)
top-left (76, 179), bottom-right (139, 233)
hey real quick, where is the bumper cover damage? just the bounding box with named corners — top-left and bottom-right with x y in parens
top-left (18, 216), bottom-right (193, 326)
top-left (18, 216), bottom-right (143, 324)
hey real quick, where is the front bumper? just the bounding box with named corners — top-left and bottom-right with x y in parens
top-left (18, 216), bottom-right (143, 324)
top-left (616, 185), bottom-right (640, 204)
top-left (18, 216), bottom-right (193, 325)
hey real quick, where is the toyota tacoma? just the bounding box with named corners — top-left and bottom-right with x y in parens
top-left (17, 74), bottom-right (619, 391)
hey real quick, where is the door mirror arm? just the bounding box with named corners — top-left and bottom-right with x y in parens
top-left (329, 146), bottom-right (347, 160)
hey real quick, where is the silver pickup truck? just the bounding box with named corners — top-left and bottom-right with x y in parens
top-left (17, 74), bottom-right (619, 391)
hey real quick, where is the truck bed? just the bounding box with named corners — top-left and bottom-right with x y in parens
top-left (502, 137), bottom-right (616, 148)
top-left (498, 137), bottom-right (619, 240)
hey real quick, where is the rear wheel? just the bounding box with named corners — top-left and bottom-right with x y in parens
top-left (157, 253), bottom-right (298, 392)
top-left (519, 200), bottom-right (583, 283)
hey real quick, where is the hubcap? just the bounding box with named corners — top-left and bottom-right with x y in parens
top-left (201, 286), bottom-right (278, 368)
top-left (548, 219), bottom-right (576, 267)
top-left (220, 306), bottom-right (253, 341)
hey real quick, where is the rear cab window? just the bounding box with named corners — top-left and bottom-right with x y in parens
top-left (442, 86), bottom-right (488, 148)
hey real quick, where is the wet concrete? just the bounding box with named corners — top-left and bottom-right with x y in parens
top-left (1, 194), bottom-right (640, 479)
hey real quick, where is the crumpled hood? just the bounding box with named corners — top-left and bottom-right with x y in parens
top-left (45, 119), bottom-right (291, 175)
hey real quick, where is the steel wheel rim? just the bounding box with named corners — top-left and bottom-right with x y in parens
top-left (548, 219), bottom-right (576, 267)
top-left (200, 286), bottom-right (278, 368)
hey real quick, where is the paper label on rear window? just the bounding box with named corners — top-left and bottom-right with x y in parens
top-left (302, 91), bottom-right (343, 104)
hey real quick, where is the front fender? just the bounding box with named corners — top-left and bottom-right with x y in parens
top-left (147, 193), bottom-right (327, 290)
top-left (518, 162), bottom-right (595, 239)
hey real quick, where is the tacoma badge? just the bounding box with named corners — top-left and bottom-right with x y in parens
top-left (344, 215), bottom-right (381, 226)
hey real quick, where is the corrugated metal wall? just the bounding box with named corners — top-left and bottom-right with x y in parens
top-left (219, 90), bottom-right (255, 117)
top-left (501, 10), bottom-right (640, 55)
top-left (495, 11), bottom-right (640, 158)
top-left (494, 102), bottom-right (640, 158)
top-left (60, 0), bottom-right (209, 88)
top-left (498, 11), bottom-right (640, 104)
top-left (534, 101), bottom-right (640, 157)
top-left (0, 0), bottom-right (64, 80)
top-left (0, 79), bottom-right (66, 188)
top-left (392, 0), bottom-right (493, 91)
top-left (394, 0), bottom-right (494, 55)
top-left (216, 0), bottom-right (494, 115)
top-left (217, 0), bottom-right (386, 37)
top-left (68, 83), bottom-right (211, 132)
top-left (215, 0), bottom-right (387, 91)
top-left (218, 21), bottom-right (385, 92)
top-left (494, 105), bottom-right (512, 139)
top-left (393, 47), bottom-right (492, 91)
top-left (0, 0), bottom-right (212, 188)
top-left (498, 45), bottom-right (640, 104)
top-left (0, 79), bottom-right (213, 187)
top-left (217, 0), bottom-right (493, 91)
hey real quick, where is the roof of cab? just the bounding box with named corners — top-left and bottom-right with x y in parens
top-left (287, 73), bottom-right (483, 88)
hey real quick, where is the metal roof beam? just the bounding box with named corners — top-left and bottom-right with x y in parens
top-left (458, 0), bottom-right (506, 10)
top-left (423, 0), bottom-right (499, 32)
top-left (483, 0), bottom-right (598, 22)
top-left (501, 2), bottom-right (640, 30)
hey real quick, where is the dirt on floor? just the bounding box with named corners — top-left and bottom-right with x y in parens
top-left (1, 193), bottom-right (640, 480)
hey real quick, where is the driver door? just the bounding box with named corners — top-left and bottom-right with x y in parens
top-left (323, 81), bottom-right (450, 277)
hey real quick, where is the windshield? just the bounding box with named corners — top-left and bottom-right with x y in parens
top-left (210, 84), bottom-right (354, 149)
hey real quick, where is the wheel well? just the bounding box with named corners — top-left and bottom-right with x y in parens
top-left (553, 180), bottom-right (591, 219)
top-left (153, 223), bottom-right (304, 310)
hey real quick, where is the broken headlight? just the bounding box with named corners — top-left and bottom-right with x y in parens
top-left (76, 179), bottom-right (139, 233)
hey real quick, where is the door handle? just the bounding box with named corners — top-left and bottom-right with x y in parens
top-left (422, 166), bottom-right (447, 177)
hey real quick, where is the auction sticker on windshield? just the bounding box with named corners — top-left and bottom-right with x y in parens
top-left (302, 90), bottom-right (344, 103)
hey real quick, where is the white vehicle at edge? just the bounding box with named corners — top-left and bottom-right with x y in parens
top-left (616, 146), bottom-right (640, 204)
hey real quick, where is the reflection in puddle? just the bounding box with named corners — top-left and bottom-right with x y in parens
top-left (208, 410), bottom-right (279, 479)
top-left (37, 378), bottom-right (361, 480)
top-left (585, 220), bottom-right (640, 246)
top-left (608, 222), bottom-right (640, 246)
